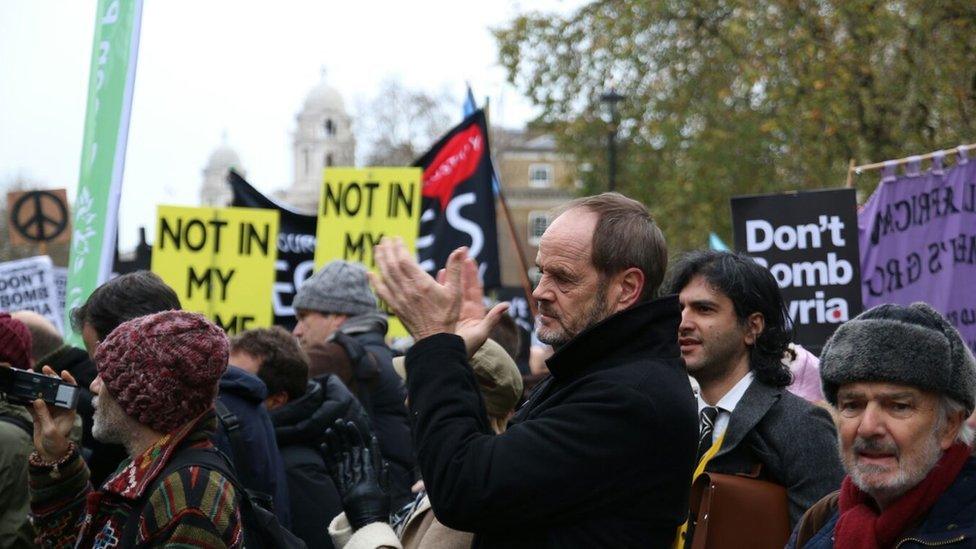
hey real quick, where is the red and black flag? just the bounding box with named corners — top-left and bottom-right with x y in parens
top-left (413, 109), bottom-right (500, 288)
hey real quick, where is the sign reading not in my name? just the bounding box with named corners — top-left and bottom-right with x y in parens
top-left (152, 206), bottom-right (279, 334)
top-left (314, 167), bottom-right (422, 338)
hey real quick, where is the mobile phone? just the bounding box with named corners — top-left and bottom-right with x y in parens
top-left (0, 367), bottom-right (80, 409)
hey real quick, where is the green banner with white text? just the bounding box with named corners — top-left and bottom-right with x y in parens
top-left (64, 0), bottom-right (144, 345)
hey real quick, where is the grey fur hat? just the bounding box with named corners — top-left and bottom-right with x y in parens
top-left (820, 302), bottom-right (976, 411)
top-left (292, 260), bottom-right (377, 316)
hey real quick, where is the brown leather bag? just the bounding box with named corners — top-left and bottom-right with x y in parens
top-left (688, 471), bottom-right (791, 549)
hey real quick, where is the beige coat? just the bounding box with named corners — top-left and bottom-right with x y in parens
top-left (329, 494), bottom-right (473, 549)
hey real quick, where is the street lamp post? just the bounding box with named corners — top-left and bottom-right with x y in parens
top-left (600, 88), bottom-right (624, 192)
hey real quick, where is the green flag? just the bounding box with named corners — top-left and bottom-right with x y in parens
top-left (64, 0), bottom-right (144, 345)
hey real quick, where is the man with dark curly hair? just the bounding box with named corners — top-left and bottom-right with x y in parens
top-left (668, 250), bottom-right (844, 533)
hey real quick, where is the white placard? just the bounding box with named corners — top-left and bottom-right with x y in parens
top-left (0, 256), bottom-right (64, 334)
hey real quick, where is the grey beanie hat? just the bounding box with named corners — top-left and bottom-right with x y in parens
top-left (820, 302), bottom-right (976, 411)
top-left (293, 260), bottom-right (377, 316)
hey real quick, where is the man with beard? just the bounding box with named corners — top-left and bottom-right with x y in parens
top-left (668, 251), bottom-right (843, 533)
top-left (26, 311), bottom-right (242, 547)
top-left (788, 303), bottom-right (976, 548)
top-left (72, 270), bottom-right (290, 524)
top-left (371, 193), bottom-right (699, 548)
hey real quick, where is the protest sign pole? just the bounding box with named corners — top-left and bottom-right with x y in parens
top-left (850, 143), bottom-right (976, 176)
top-left (496, 186), bottom-right (538, 319)
top-left (63, 0), bottom-right (144, 345)
top-left (485, 99), bottom-right (538, 318)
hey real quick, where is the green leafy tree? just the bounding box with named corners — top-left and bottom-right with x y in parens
top-left (495, 1), bottom-right (976, 251)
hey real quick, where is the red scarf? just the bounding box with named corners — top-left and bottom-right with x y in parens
top-left (835, 442), bottom-right (971, 549)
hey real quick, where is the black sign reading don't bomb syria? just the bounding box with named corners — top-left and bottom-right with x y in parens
top-left (731, 188), bottom-right (863, 354)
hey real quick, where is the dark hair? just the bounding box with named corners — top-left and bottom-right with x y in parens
top-left (489, 313), bottom-right (521, 360)
top-left (666, 250), bottom-right (793, 387)
top-left (70, 271), bottom-right (182, 339)
top-left (231, 327), bottom-right (309, 401)
top-left (559, 192), bottom-right (668, 301)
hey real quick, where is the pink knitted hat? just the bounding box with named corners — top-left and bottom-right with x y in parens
top-left (0, 313), bottom-right (31, 370)
top-left (94, 310), bottom-right (228, 433)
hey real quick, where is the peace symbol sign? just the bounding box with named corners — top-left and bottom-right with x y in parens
top-left (11, 191), bottom-right (69, 242)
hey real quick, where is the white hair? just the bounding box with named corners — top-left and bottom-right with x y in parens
top-left (938, 395), bottom-right (975, 446)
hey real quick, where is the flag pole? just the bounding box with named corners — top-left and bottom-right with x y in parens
top-left (485, 98), bottom-right (538, 318)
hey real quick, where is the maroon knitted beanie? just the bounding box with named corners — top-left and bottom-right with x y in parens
top-left (94, 310), bottom-right (228, 433)
top-left (0, 313), bottom-right (32, 370)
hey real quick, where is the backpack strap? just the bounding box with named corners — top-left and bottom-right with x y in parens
top-left (214, 400), bottom-right (249, 472)
top-left (0, 413), bottom-right (33, 438)
top-left (214, 400), bottom-right (277, 511)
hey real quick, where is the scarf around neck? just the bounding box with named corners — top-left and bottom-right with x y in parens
top-left (835, 441), bottom-right (971, 549)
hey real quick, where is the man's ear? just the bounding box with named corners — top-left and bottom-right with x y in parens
top-left (939, 410), bottom-right (966, 451)
top-left (613, 267), bottom-right (645, 311)
top-left (743, 312), bottom-right (765, 346)
top-left (265, 391), bottom-right (290, 411)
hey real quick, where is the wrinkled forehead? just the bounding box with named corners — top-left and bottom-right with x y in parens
top-left (538, 208), bottom-right (597, 254)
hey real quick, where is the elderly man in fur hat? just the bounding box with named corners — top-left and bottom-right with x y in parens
top-left (788, 302), bottom-right (976, 549)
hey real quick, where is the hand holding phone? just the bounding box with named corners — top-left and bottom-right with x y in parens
top-left (12, 365), bottom-right (79, 463)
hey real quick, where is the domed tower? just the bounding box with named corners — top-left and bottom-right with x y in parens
top-left (199, 137), bottom-right (245, 207)
top-left (286, 71), bottom-right (356, 212)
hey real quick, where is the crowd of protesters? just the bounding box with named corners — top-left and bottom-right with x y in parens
top-left (0, 191), bottom-right (974, 548)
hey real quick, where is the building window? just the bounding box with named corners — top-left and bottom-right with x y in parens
top-left (325, 153), bottom-right (334, 167)
top-left (528, 211), bottom-right (550, 246)
top-left (528, 163), bottom-right (553, 188)
top-left (324, 119), bottom-right (335, 137)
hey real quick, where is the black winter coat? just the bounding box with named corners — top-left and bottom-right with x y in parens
top-left (271, 374), bottom-right (371, 549)
top-left (346, 330), bottom-right (416, 507)
top-left (405, 296), bottom-right (699, 548)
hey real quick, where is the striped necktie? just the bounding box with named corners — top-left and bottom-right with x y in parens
top-left (696, 406), bottom-right (719, 463)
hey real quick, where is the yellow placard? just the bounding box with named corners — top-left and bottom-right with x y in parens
top-left (314, 167), bottom-right (422, 338)
top-left (151, 206), bottom-right (279, 335)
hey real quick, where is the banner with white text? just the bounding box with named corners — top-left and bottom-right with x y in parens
top-left (732, 189), bottom-right (863, 353)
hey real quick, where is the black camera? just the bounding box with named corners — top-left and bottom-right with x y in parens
top-left (0, 367), bottom-right (80, 409)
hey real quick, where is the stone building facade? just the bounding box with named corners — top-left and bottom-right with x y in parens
top-left (198, 73), bottom-right (355, 213)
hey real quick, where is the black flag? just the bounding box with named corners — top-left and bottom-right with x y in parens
top-left (413, 109), bottom-right (500, 288)
top-left (228, 169), bottom-right (317, 330)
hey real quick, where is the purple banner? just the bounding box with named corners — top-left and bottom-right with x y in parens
top-left (858, 153), bottom-right (976, 353)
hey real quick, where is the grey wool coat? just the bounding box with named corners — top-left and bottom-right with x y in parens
top-left (705, 379), bottom-right (844, 526)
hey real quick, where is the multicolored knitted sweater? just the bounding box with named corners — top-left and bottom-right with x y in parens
top-left (29, 410), bottom-right (242, 548)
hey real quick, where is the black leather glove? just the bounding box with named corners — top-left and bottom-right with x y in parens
top-left (321, 419), bottom-right (390, 530)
